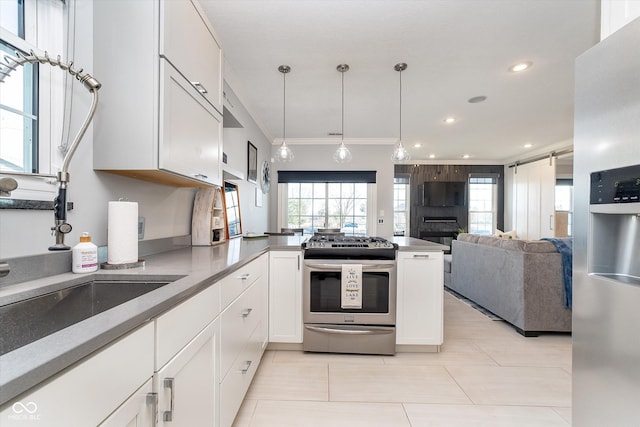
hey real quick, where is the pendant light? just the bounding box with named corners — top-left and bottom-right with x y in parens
top-left (333, 64), bottom-right (352, 163)
top-left (391, 62), bottom-right (410, 162)
top-left (274, 65), bottom-right (294, 162)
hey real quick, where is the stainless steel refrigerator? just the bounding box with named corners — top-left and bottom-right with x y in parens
top-left (573, 17), bottom-right (640, 427)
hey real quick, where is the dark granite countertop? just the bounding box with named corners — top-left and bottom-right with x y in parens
top-left (0, 234), bottom-right (439, 405)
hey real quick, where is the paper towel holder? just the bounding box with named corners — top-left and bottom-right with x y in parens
top-left (100, 259), bottom-right (145, 270)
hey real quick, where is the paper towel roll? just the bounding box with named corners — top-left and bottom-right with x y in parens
top-left (108, 201), bottom-right (138, 264)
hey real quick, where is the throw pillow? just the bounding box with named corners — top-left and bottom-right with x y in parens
top-left (495, 229), bottom-right (517, 239)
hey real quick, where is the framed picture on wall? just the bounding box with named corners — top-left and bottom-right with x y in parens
top-left (247, 141), bottom-right (258, 184)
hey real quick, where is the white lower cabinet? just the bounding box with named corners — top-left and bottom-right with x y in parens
top-left (154, 319), bottom-right (220, 427)
top-left (220, 321), bottom-right (263, 427)
top-left (99, 379), bottom-right (155, 427)
top-left (219, 255), bottom-right (268, 427)
top-left (155, 282), bottom-right (221, 370)
top-left (0, 254), bottom-right (271, 427)
top-left (153, 280), bottom-right (221, 427)
top-left (268, 251), bottom-right (303, 343)
top-left (0, 323), bottom-right (154, 427)
top-left (396, 251), bottom-right (444, 346)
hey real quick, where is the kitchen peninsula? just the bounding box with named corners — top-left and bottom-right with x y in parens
top-left (0, 235), bottom-right (445, 426)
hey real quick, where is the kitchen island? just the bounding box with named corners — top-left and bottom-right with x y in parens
top-left (0, 235), bottom-right (445, 425)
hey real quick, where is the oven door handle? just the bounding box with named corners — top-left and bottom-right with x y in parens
top-left (304, 263), bottom-right (392, 271)
top-left (304, 325), bottom-right (394, 335)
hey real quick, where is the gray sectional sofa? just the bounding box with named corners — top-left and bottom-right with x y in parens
top-left (449, 233), bottom-right (571, 336)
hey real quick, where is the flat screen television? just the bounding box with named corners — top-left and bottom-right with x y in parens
top-left (423, 181), bottom-right (466, 207)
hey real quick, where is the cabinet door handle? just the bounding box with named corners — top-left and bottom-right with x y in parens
top-left (191, 81), bottom-right (208, 94)
top-left (412, 254), bottom-right (431, 259)
top-left (194, 173), bottom-right (208, 179)
top-left (549, 214), bottom-right (554, 230)
top-left (304, 325), bottom-right (395, 335)
top-left (146, 393), bottom-right (158, 427)
top-left (241, 308), bottom-right (253, 318)
top-left (297, 254), bottom-right (300, 270)
top-left (305, 263), bottom-right (392, 271)
top-left (237, 273), bottom-right (251, 281)
top-left (240, 360), bottom-right (252, 374)
top-left (163, 378), bottom-right (175, 422)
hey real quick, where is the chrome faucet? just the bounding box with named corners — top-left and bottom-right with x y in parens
top-left (1, 50), bottom-right (101, 250)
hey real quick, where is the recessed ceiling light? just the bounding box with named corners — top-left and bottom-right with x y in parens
top-left (462, 154), bottom-right (470, 159)
top-left (429, 154), bottom-right (435, 159)
top-left (414, 143), bottom-right (422, 148)
top-left (443, 117), bottom-right (456, 124)
top-left (524, 143), bottom-right (533, 148)
top-left (468, 96), bottom-right (487, 104)
top-left (509, 61), bottom-right (533, 72)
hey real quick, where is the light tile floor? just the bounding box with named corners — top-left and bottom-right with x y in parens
top-left (232, 291), bottom-right (572, 426)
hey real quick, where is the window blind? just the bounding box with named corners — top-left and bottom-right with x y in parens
top-left (278, 170), bottom-right (376, 183)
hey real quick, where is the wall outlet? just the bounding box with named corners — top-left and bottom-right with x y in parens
top-left (378, 218), bottom-right (384, 224)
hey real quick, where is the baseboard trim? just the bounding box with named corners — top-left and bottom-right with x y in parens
top-left (266, 342), bottom-right (441, 353)
top-left (396, 344), bottom-right (440, 353)
top-left (266, 342), bottom-right (303, 351)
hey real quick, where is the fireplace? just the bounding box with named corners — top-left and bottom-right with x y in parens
top-left (419, 216), bottom-right (459, 251)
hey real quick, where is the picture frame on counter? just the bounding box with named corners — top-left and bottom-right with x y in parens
top-left (247, 141), bottom-right (258, 184)
top-left (223, 181), bottom-right (243, 239)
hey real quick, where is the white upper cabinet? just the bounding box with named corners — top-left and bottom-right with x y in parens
top-left (93, 0), bottom-right (223, 187)
top-left (161, 0), bottom-right (223, 113)
top-left (160, 62), bottom-right (222, 185)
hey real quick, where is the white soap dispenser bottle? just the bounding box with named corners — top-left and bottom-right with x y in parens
top-left (72, 232), bottom-right (99, 273)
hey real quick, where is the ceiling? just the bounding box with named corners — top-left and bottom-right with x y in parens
top-left (199, 0), bottom-right (600, 164)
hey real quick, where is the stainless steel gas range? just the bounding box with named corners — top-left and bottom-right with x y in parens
top-left (301, 235), bottom-right (398, 355)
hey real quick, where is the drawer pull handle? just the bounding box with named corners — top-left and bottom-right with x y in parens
top-left (193, 173), bottom-right (208, 179)
top-left (240, 360), bottom-right (252, 374)
top-left (242, 308), bottom-right (253, 318)
top-left (146, 393), bottom-right (158, 427)
top-left (191, 81), bottom-right (208, 94)
top-left (413, 254), bottom-right (430, 259)
top-left (163, 378), bottom-right (175, 422)
top-left (237, 273), bottom-right (251, 281)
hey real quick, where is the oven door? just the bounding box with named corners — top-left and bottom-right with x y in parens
top-left (303, 259), bottom-right (396, 326)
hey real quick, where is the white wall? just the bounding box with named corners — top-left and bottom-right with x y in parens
top-left (268, 143), bottom-right (395, 237)
top-left (221, 82), bottom-right (271, 235)
top-left (0, 0), bottom-right (270, 259)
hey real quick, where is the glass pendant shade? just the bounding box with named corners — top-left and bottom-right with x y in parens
top-left (275, 141), bottom-right (294, 162)
top-left (392, 62), bottom-right (410, 162)
top-left (275, 65), bottom-right (294, 162)
top-left (333, 141), bottom-right (352, 163)
top-left (391, 141), bottom-right (410, 162)
top-left (334, 64), bottom-right (352, 163)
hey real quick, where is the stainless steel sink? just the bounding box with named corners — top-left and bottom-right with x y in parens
top-left (0, 279), bottom-right (173, 356)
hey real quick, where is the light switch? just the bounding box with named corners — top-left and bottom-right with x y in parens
top-left (379, 210), bottom-right (385, 217)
